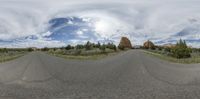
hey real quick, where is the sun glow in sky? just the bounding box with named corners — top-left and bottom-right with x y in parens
top-left (94, 20), bottom-right (112, 38)
top-left (95, 20), bottom-right (108, 33)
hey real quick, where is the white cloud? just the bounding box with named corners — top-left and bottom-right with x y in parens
top-left (76, 31), bottom-right (83, 35)
top-left (0, 0), bottom-right (200, 47)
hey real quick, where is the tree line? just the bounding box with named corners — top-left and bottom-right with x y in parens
top-left (144, 39), bottom-right (197, 59)
top-left (41, 41), bottom-right (117, 52)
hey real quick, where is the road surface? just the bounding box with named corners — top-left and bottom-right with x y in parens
top-left (0, 50), bottom-right (200, 99)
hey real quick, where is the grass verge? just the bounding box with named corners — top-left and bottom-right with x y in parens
top-left (143, 50), bottom-right (200, 64)
top-left (48, 51), bottom-right (122, 60)
top-left (0, 53), bottom-right (26, 63)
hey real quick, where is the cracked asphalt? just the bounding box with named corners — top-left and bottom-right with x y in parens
top-left (0, 50), bottom-right (200, 99)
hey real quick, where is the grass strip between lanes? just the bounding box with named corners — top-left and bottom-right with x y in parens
top-left (48, 51), bottom-right (123, 60)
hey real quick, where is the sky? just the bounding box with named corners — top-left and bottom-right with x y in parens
top-left (0, 0), bottom-right (200, 48)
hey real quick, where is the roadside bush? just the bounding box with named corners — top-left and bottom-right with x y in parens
top-left (172, 48), bottom-right (191, 58)
top-left (155, 46), bottom-right (162, 51)
top-left (164, 47), bottom-right (171, 53)
top-left (106, 43), bottom-right (117, 51)
top-left (85, 41), bottom-right (93, 50)
top-left (65, 45), bottom-right (72, 50)
top-left (74, 50), bottom-right (82, 55)
top-left (0, 48), bottom-right (8, 53)
top-left (28, 48), bottom-right (34, 52)
top-left (118, 45), bottom-right (125, 50)
top-left (76, 44), bottom-right (84, 49)
top-left (171, 39), bottom-right (191, 59)
top-left (100, 44), bottom-right (106, 53)
top-left (42, 47), bottom-right (49, 51)
top-left (95, 42), bottom-right (101, 48)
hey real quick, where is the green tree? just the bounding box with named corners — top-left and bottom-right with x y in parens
top-left (76, 44), bottom-right (84, 49)
top-left (1, 48), bottom-right (8, 53)
top-left (28, 48), bottom-right (33, 52)
top-left (106, 43), bottom-right (117, 51)
top-left (42, 47), bottom-right (49, 51)
top-left (65, 45), bottom-right (72, 50)
top-left (96, 42), bottom-right (101, 48)
top-left (172, 39), bottom-right (191, 59)
top-left (118, 45), bottom-right (125, 50)
top-left (85, 41), bottom-right (92, 50)
top-left (100, 44), bottom-right (106, 53)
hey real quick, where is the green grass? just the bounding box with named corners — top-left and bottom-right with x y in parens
top-left (143, 50), bottom-right (200, 64)
top-left (48, 50), bottom-right (123, 60)
top-left (0, 52), bottom-right (27, 63)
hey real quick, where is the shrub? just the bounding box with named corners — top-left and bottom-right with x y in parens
top-left (74, 50), bottom-right (82, 55)
top-left (95, 42), bottom-right (101, 48)
top-left (156, 46), bottom-right (162, 51)
top-left (113, 45), bottom-right (117, 51)
top-left (76, 44), bottom-right (84, 49)
top-left (100, 44), bottom-right (106, 53)
top-left (65, 45), bottom-right (72, 50)
top-left (118, 45), bottom-right (125, 50)
top-left (106, 43), bottom-right (117, 51)
top-left (85, 41), bottom-right (93, 50)
top-left (171, 39), bottom-right (191, 59)
top-left (164, 47), bottom-right (171, 53)
top-left (41, 47), bottom-right (49, 51)
top-left (0, 48), bottom-right (8, 53)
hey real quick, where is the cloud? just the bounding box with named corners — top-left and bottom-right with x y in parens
top-left (0, 0), bottom-right (200, 47)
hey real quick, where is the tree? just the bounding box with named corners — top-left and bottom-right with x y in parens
top-left (113, 45), bottom-right (117, 51)
top-left (85, 41), bottom-right (92, 50)
top-left (28, 48), bottom-right (34, 52)
top-left (118, 45), bottom-right (125, 50)
top-left (96, 42), bottom-right (101, 48)
top-left (76, 44), bottom-right (84, 49)
top-left (65, 45), bottom-right (72, 50)
top-left (100, 44), bottom-right (106, 53)
top-left (106, 43), bottom-right (117, 51)
top-left (42, 47), bottom-right (49, 51)
top-left (171, 39), bottom-right (191, 58)
top-left (0, 48), bottom-right (8, 53)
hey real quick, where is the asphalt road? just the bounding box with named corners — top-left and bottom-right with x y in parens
top-left (0, 50), bottom-right (200, 99)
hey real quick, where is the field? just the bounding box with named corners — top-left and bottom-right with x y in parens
top-left (144, 49), bottom-right (200, 64)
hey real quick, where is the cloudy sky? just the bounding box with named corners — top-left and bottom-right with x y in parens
top-left (0, 0), bottom-right (200, 48)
